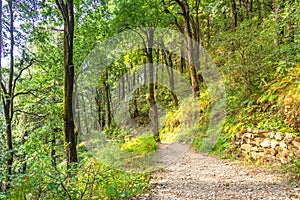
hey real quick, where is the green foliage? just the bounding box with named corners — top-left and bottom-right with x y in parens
top-left (9, 158), bottom-right (149, 200)
top-left (122, 133), bottom-right (157, 154)
top-left (161, 96), bottom-right (203, 143)
top-left (208, 0), bottom-right (300, 156)
top-left (283, 158), bottom-right (300, 187)
top-left (1, 0), bottom-right (300, 198)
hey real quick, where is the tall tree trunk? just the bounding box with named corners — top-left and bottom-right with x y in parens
top-left (180, 47), bottom-right (185, 74)
top-left (2, 0), bottom-right (15, 189)
top-left (55, 0), bottom-right (78, 169)
top-left (73, 75), bottom-right (82, 136)
top-left (104, 72), bottom-right (111, 127)
top-left (231, 0), bottom-right (238, 28)
top-left (165, 52), bottom-right (179, 107)
top-left (132, 68), bottom-right (139, 118)
top-left (96, 88), bottom-right (103, 130)
top-left (175, 0), bottom-right (200, 97)
top-left (146, 28), bottom-right (159, 142)
top-left (167, 53), bottom-right (175, 91)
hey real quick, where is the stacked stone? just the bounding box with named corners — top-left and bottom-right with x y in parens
top-left (232, 128), bottom-right (300, 164)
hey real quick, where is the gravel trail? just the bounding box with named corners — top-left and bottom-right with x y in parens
top-left (135, 144), bottom-right (300, 200)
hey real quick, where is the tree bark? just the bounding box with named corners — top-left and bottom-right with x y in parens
top-left (180, 47), bottom-right (185, 74)
top-left (230, 0), bottom-right (238, 29)
top-left (175, 0), bottom-right (200, 97)
top-left (104, 72), bottom-right (111, 127)
top-left (55, 0), bottom-right (78, 169)
top-left (1, 0), bottom-right (15, 189)
top-left (146, 28), bottom-right (159, 142)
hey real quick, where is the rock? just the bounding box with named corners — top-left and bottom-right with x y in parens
top-left (275, 146), bottom-right (283, 153)
top-left (275, 132), bottom-right (284, 140)
top-left (284, 133), bottom-right (294, 142)
top-left (280, 141), bottom-right (287, 149)
top-left (292, 140), bottom-right (300, 150)
top-left (238, 170), bottom-right (248, 176)
top-left (241, 135), bottom-right (246, 142)
top-left (237, 130), bottom-right (299, 164)
top-left (264, 148), bottom-right (277, 156)
top-left (253, 129), bottom-right (268, 134)
top-left (235, 133), bottom-right (241, 139)
top-left (279, 157), bottom-right (289, 164)
top-left (275, 152), bottom-right (291, 164)
top-left (268, 132), bottom-right (275, 139)
top-left (255, 138), bottom-right (264, 146)
top-left (282, 149), bottom-right (291, 157)
top-left (270, 140), bottom-right (279, 149)
top-left (241, 144), bottom-right (252, 152)
top-left (251, 152), bottom-right (264, 160)
top-left (260, 139), bottom-right (271, 148)
top-left (265, 154), bottom-right (276, 161)
top-left (246, 128), bottom-right (252, 133)
top-left (260, 132), bottom-right (268, 138)
top-left (245, 132), bottom-right (254, 138)
top-left (296, 150), bottom-right (300, 157)
top-left (287, 144), bottom-right (294, 151)
top-left (251, 146), bottom-right (259, 152)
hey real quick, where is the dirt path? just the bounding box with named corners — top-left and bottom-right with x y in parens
top-left (134, 144), bottom-right (300, 200)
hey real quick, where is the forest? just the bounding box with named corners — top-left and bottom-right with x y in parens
top-left (0, 0), bottom-right (299, 199)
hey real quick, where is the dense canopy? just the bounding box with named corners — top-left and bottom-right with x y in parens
top-left (0, 0), bottom-right (299, 199)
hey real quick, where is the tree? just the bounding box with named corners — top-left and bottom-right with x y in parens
top-left (162, 0), bottom-right (201, 97)
top-left (55, 0), bottom-right (77, 169)
top-left (112, 0), bottom-right (170, 141)
top-left (0, 0), bottom-right (19, 189)
top-left (0, 0), bottom-right (36, 189)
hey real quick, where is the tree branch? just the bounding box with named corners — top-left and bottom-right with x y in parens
top-left (55, 0), bottom-right (67, 21)
top-left (13, 89), bottom-right (37, 99)
top-left (12, 59), bottom-right (34, 94)
top-left (161, 0), bottom-right (184, 33)
top-left (128, 27), bottom-right (148, 55)
top-left (0, 81), bottom-right (7, 94)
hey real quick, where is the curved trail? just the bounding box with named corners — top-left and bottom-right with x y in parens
top-left (134, 144), bottom-right (299, 200)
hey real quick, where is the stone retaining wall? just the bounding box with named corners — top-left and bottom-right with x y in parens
top-left (232, 128), bottom-right (300, 164)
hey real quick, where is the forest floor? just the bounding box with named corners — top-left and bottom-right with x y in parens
top-left (133, 144), bottom-right (300, 200)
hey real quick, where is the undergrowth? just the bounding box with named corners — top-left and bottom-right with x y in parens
top-left (9, 158), bottom-right (149, 200)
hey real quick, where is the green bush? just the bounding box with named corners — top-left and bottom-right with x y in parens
top-left (9, 158), bottom-right (149, 200)
top-left (121, 133), bottom-right (158, 154)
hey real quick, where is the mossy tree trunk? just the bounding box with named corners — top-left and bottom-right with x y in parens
top-left (55, 0), bottom-right (78, 169)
